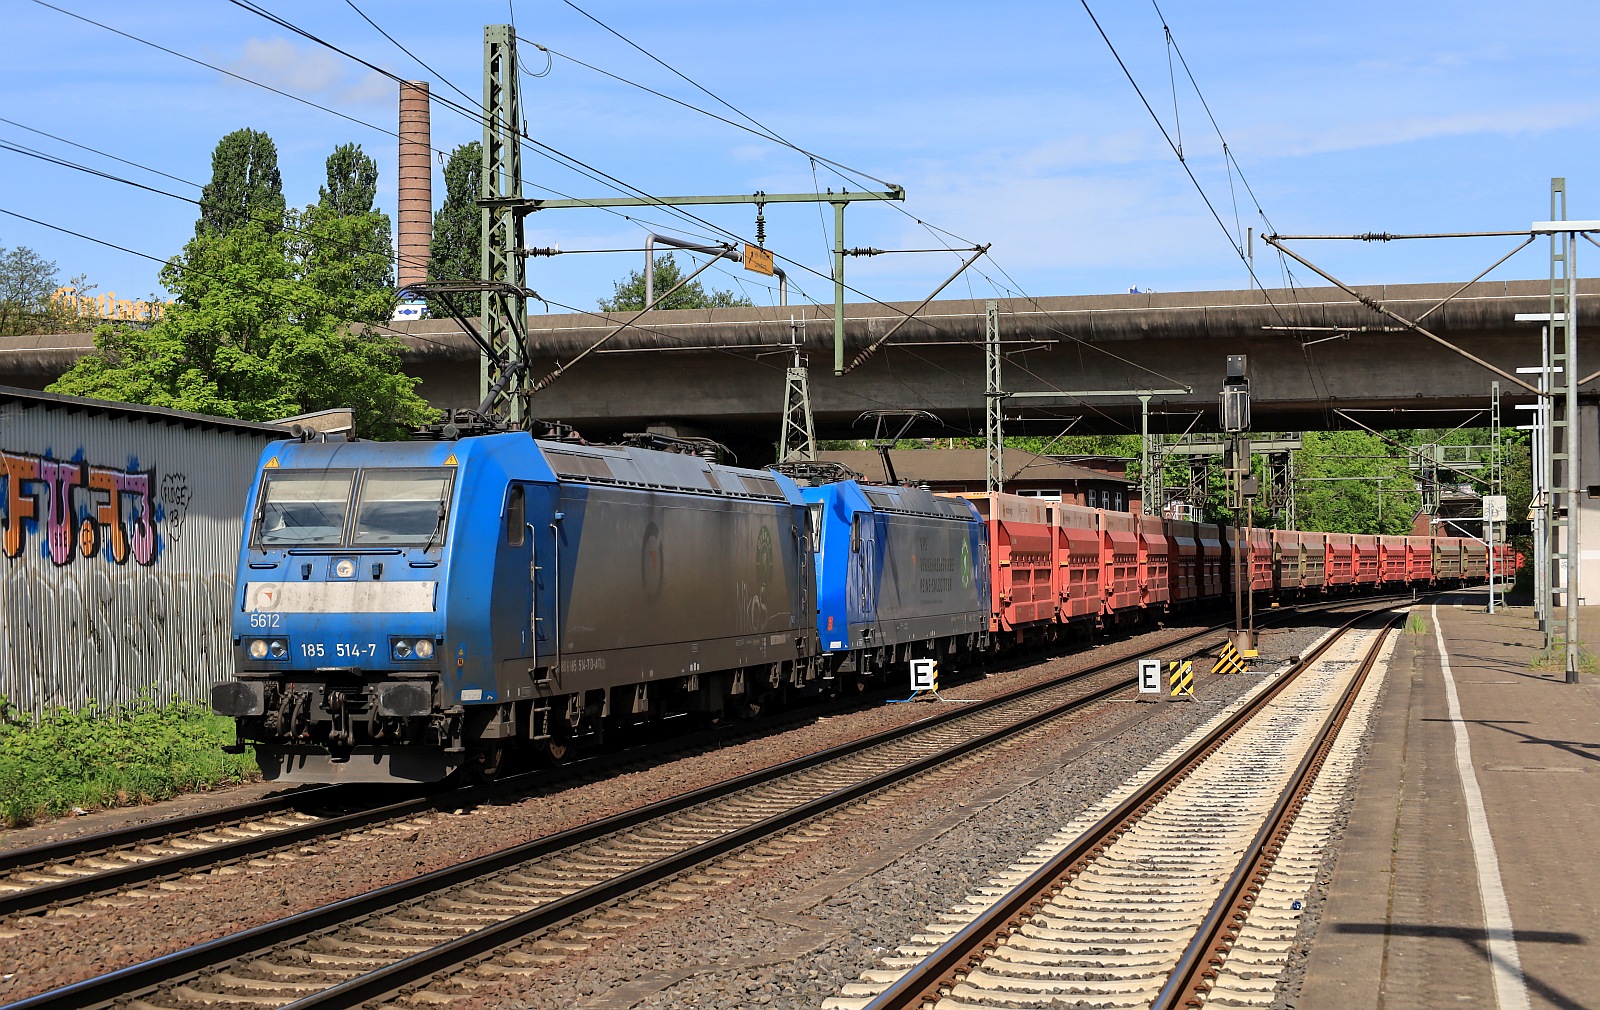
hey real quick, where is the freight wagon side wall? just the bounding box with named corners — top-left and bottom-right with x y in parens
top-left (0, 392), bottom-right (284, 716)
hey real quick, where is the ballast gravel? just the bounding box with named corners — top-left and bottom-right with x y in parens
top-left (438, 622), bottom-right (1334, 1010)
top-left (0, 614), bottom-right (1328, 1005)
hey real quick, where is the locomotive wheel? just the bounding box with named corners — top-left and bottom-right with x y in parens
top-left (466, 744), bottom-right (505, 784)
top-left (542, 737), bottom-right (573, 764)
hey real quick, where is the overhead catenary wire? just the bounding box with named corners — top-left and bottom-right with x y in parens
top-left (27, 0), bottom-right (736, 259)
top-left (0, 202), bottom-right (999, 440)
top-left (1077, 0), bottom-right (1287, 328)
top-left (550, 0), bottom-right (895, 190)
top-left (49, 0), bottom-right (1111, 394)
top-left (33, 0), bottom-right (1195, 430)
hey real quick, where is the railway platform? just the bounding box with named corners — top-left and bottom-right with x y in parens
top-left (1298, 589), bottom-right (1600, 1010)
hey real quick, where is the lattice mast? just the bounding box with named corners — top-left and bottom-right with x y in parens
top-left (481, 24), bottom-right (528, 424)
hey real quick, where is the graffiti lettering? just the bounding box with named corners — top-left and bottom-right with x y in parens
top-left (160, 474), bottom-right (192, 543)
top-left (0, 450), bottom-right (159, 567)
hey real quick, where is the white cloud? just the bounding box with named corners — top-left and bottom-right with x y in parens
top-left (1265, 102), bottom-right (1600, 158)
top-left (220, 37), bottom-right (392, 107)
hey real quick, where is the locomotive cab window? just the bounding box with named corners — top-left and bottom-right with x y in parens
top-left (254, 470), bottom-right (355, 547)
top-left (352, 469), bottom-right (455, 546)
top-left (807, 502), bottom-right (823, 553)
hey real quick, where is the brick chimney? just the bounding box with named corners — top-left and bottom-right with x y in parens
top-left (397, 80), bottom-right (432, 289)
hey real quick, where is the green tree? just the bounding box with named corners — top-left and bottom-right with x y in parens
top-left (196, 128), bottom-right (285, 237)
top-left (293, 143), bottom-right (394, 315)
top-left (429, 142), bottom-right (481, 282)
top-left (49, 218), bottom-right (433, 438)
top-left (318, 142), bottom-right (378, 217)
top-left (53, 131), bottom-right (430, 438)
top-left (599, 253), bottom-right (754, 311)
top-left (1290, 429), bottom-right (1420, 535)
top-left (0, 245), bottom-right (96, 335)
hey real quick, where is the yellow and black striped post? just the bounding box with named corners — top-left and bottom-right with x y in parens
top-left (1212, 641), bottom-right (1250, 675)
top-left (1167, 659), bottom-right (1194, 699)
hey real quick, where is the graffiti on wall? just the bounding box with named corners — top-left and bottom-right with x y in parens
top-left (1, 568), bottom-right (234, 710)
top-left (1, 450), bottom-right (160, 567)
top-left (160, 474), bottom-right (192, 543)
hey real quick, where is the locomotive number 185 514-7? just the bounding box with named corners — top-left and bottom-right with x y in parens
top-left (298, 643), bottom-right (378, 658)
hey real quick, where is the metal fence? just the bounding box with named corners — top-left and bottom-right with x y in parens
top-left (0, 388), bottom-right (285, 716)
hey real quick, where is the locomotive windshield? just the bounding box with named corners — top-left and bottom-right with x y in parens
top-left (251, 467), bottom-right (454, 548)
top-left (255, 471), bottom-right (355, 546)
top-left (352, 469), bottom-right (455, 546)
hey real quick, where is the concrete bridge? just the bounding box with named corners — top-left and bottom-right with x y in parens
top-left (5, 279), bottom-right (1594, 461)
top-left (388, 278), bottom-right (1598, 458)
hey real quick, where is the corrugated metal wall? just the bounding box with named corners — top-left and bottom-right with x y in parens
top-left (0, 393), bottom-right (283, 715)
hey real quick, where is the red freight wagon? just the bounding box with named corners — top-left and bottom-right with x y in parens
top-left (963, 493), bottom-right (1058, 633)
top-left (1303, 532), bottom-right (1327, 590)
top-left (1273, 529), bottom-right (1304, 592)
top-left (1101, 510), bottom-right (1141, 617)
top-left (1435, 537), bottom-right (1464, 580)
top-left (1463, 539), bottom-right (1488, 580)
top-left (1406, 536), bottom-right (1434, 582)
top-left (1168, 519), bottom-right (1201, 602)
top-left (1252, 528), bottom-right (1274, 591)
top-left (1224, 527), bottom-right (1274, 595)
top-left (1054, 502), bottom-right (1102, 623)
top-left (1325, 533), bottom-right (1354, 587)
top-left (1139, 514), bottom-right (1172, 608)
top-left (1353, 534), bottom-right (1380, 584)
top-left (1379, 536), bottom-right (1408, 584)
top-left (1197, 523), bottom-right (1224, 598)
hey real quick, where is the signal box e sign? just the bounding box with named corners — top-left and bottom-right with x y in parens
top-left (743, 244), bottom-right (775, 276)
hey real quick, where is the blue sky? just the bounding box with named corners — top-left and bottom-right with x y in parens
top-left (3, 0), bottom-right (1598, 315)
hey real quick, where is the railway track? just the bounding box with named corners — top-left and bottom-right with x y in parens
top-left (828, 603), bottom-right (1403, 1010)
top-left (9, 603), bottom-right (1299, 1010)
top-left (0, 665), bottom-right (1005, 921)
top-left (0, 605), bottom-right (1251, 922)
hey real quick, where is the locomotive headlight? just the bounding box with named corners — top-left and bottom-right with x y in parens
top-left (268, 639), bottom-right (287, 659)
top-left (393, 639), bottom-right (414, 660)
top-left (334, 558), bottom-right (357, 579)
top-left (248, 639), bottom-right (269, 659)
top-left (414, 639), bottom-right (435, 660)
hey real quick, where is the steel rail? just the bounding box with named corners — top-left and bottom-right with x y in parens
top-left (1153, 609), bottom-right (1403, 1010)
top-left (0, 592), bottom-right (1402, 923)
top-left (857, 601), bottom-right (1409, 1010)
top-left (0, 785), bottom-right (338, 876)
top-left (8, 614), bottom-right (1264, 1010)
top-left (0, 696), bottom-right (882, 918)
top-left (276, 673), bottom-right (1142, 1010)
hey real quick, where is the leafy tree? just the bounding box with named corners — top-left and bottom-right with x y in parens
top-left (318, 142), bottom-right (378, 217)
top-left (52, 134), bottom-right (435, 438)
top-left (1290, 429), bottom-right (1420, 535)
top-left (196, 128), bottom-right (285, 237)
top-left (0, 245), bottom-right (96, 335)
top-left (599, 253), bottom-right (754, 311)
top-left (293, 143), bottom-right (394, 315)
top-left (429, 142), bottom-right (481, 282)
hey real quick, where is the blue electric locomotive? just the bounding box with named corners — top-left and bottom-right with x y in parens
top-left (212, 431), bottom-right (818, 782)
top-left (804, 481), bottom-right (990, 685)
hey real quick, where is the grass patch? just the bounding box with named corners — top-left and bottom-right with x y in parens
top-left (1404, 612), bottom-right (1428, 635)
top-left (1530, 640), bottom-right (1600, 677)
top-left (0, 694), bottom-right (257, 829)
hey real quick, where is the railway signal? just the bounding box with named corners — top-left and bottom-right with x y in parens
top-left (1223, 355), bottom-right (1257, 654)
